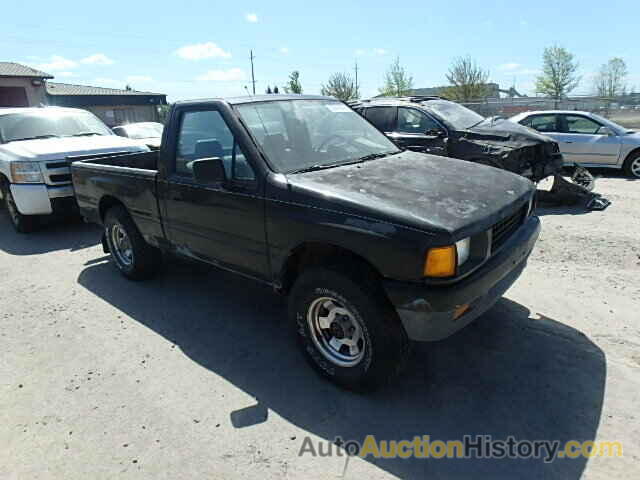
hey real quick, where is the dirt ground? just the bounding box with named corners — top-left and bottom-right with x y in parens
top-left (1, 174), bottom-right (639, 479)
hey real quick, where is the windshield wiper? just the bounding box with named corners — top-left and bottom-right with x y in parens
top-left (8, 134), bottom-right (60, 142)
top-left (68, 132), bottom-right (103, 137)
top-left (289, 151), bottom-right (399, 174)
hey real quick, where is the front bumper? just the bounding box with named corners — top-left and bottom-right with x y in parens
top-left (383, 216), bottom-right (541, 341)
top-left (9, 183), bottom-right (75, 215)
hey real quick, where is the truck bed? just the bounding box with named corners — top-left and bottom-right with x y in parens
top-left (70, 150), bottom-right (159, 171)
top-left (70, 150), bottom-right (164, 246)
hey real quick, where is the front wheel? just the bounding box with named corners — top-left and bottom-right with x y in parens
top-left (623, 151), bottom-right (640, 178)
top-left (288, 267), bottom-right (409, 391)
top-left (104, 205), bottom-right (161, 280)
top-left (1, 183), bottom-right (38, 233)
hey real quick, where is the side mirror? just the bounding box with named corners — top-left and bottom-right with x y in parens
top-left (191, 157), bottom-right (226, 184)
top-left (426, 128), bottom-right (446, 138)
top-left (598, 126), bottom-right (616, 136)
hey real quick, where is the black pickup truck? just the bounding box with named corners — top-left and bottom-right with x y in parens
top-left (71, 95), bottom-right (540, 391)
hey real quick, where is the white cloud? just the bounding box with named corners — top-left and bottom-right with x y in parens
top-left (280, 47), bottom-right (289, 54)
top-left (498, 63), bottom-right (521, 72)
top-left (127, 75), bottom-right (153, 83)
top-left (196, 68), bottom-right (245, 82)
top-left (94, 78), bottom-right (122, 88)
top-left (176, 42), bottom-right (231, 61)
top-left (246, 13), bottom-right (258, 23)
top-left (355, 49), bottom-right (365, 56)
top-left (37, 55), bottom-right (77, 72)
top-left (81, 53), bottom-right (114, 65)
top-left (373, 48), bottom-right (387, 55)
top-left (57, 71), bottom-right (76, 77)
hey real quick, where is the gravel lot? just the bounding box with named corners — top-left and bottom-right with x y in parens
top-left (1, 174), bottom-right (639, 479)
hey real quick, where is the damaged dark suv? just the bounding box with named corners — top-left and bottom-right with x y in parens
top-left (351, 96), bottom-right (563, 182)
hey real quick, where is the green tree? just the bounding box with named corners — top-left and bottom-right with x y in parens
top-left (594, 57), bottom-right (628, 98)
top-left (535, 45), bottom-right (580, 101)
top-left (321, 72), bottom-right (358, 101)
top-left (284, 71), bottom-right (303, 94)
top-left (379, 57), bottom-right (413, 97)
top-left (443, 56), bottom-right (490, 101)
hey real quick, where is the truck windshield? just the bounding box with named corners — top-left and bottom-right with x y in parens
top-left (424, 100), bottom-right (485, 130)
top-left (0, 110), bottom-right (113, 143)
top-left (235, 99), bottom-right (400, 173)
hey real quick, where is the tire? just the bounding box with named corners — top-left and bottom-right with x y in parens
top-left (288, 267), bottom-right (410, 391)
top-left (103, 205), bottom-right (161, 280)
top-left (1, 183), bottom-right (38, 233)
top-left (623, 151), bottom-right (640, 178)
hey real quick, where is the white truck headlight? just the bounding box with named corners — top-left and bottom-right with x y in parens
top-left (455, 237), bottom-right (471, 266)
top-left (10, 162), bottom-right (44, 183)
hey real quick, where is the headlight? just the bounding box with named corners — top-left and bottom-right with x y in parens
top-left (455, 237), bottom-right (471, 266)
top-left (10, 162), bottom-right (44, 183)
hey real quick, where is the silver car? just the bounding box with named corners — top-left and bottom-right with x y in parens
top-left (510, 110), bottom-right (640, 178)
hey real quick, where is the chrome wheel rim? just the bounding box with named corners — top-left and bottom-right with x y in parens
top-left (110, 223), bottom-right (134, 267)
top-left (631, 157), bottom-right (640, 178)
top-left (307, 297), bottom-right (365, 367)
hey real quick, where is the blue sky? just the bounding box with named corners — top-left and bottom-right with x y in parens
top-left (4, 0), bottom-right (638, 101)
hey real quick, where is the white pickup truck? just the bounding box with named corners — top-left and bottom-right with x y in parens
top-left (0, 107), bottom-right (148, 232)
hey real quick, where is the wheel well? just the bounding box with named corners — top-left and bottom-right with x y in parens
top-left (98, 196), bottom-right (125, 221)
top-left (279, 242), bottom-right (382, 294)
top-left (624, 147), bottom-right (640, 163)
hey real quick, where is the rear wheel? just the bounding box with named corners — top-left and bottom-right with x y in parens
top-left (104, 205), bottom-right (161, 280)
top-left (1, 183), bottom-right (37, 233)
top-left (288, 267), bottom-right (409, 391)
top-left (623, 151), bottom-right (640, 178)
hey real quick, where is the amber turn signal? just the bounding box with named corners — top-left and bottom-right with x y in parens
top-left (424, 245), bottom-right (456, 278)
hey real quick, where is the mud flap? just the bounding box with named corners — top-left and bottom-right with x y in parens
top-left (101, 232), bottom-right (110, 253)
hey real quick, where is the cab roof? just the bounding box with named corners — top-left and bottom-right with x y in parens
top-left (175, 94), bottom-right (333, 107)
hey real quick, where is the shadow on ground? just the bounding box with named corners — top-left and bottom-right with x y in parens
top-left (78, 259), bottom-right (606, 479)
top-left (0, 207), bottom-right (100, 255)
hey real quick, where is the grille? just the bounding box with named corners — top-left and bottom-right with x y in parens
top-left (46, 161), bottom-right (69, 169)
top-left (491, 206), bottom-right (526, 252)
top-left (43, 159), bottom-right (72, 185)
top-left (50, 173), bottom-right (72, 183)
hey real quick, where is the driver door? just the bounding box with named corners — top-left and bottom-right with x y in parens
top-left (161, 107), bottom-right (269, 280)
top-left (387, 107), bottom-right (447, 155)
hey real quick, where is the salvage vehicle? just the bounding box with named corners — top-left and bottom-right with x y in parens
top-left (509, 110), bottom-right (640, 178)
top-left (350, 96), bottom-right (564, 182)
top-left (112, 122), bottom-right (164, 150)
top-left (0, 107), bottom-right (148, 232)
top-left (71, 95), bottom-right (540, 391)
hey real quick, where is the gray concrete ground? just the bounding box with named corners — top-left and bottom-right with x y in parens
top-left (1, 174), bottom-right (639, 479)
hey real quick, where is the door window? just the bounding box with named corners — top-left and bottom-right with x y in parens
top-left (525, 114), bottom-right (558, 133)
top-left (365, 106), bottom-right (396, 132)
top-left (562, 115), bottom-right (602, 135)
top-left (397, 107), bottom-right (441, 134)
top-left (176, 110), bottom-right (255, 181)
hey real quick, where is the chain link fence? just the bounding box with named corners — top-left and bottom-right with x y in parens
top-left (460, 94), bottom-right (640, 129)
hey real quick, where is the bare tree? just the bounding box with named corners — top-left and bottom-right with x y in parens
top-left (444, 56), bottom-right (490, 101)
top-left (379, 57), bottom-right (413, 97)
top-left (593, 57), bottom-right (628, 98)
top-left (284, 71), bottom-right (303, 94)
top-left (321, 72), bottom-right (358, 101)
top-left (535, 45), bottom-right (580, 103)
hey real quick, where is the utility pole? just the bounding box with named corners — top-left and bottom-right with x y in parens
top-left (249, 50), bottom-right (256, 95)
top-left (354, 60), bottom-right (359, 97)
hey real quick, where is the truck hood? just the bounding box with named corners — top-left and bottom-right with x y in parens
top-left (462, 118), bottom-right (557, 147)
top-left (0, 135), bottom-right (147, 162)
top-left (284, 150), bottom-right (534, 238)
